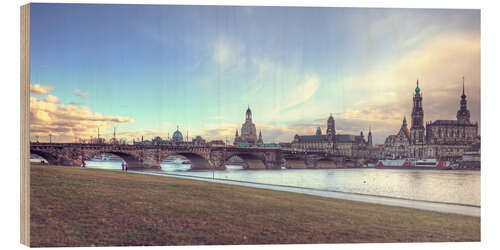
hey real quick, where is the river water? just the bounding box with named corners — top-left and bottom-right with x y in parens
top-left (85, 160), bottom-right (480, 207)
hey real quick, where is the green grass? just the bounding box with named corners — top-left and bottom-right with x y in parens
top-left (30, 165), bottom-right (480, 246)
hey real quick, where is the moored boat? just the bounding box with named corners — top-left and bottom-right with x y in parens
top-left (376, 158), bottom-right (451, 170)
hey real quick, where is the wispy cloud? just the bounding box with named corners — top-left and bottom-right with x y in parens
top-left (213, 37), bottom-right (247, 73)
top-left (30, 84), bottom-right (54, 95)
top-left (73, 89), bottom-right (91, 98)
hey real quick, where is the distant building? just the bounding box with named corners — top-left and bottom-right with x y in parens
top-left (383, 117), bottom-right (411, 159)
top-left (460, 142), bottom-right (480, 169)
top-left (291, 114), bottom-right (370, 156)
top-left (209, 140), bottom-right (225, 146)
top-left (172, 126), bottom-right (184, 143)
top-left (234, 106), bottom-right (263, 145)
top-left (192, 136), bottom-right (206, 145)
top-left (383, 78), bottom-right (479, 162)
top-left (423, 79), bottom-right (479, 160)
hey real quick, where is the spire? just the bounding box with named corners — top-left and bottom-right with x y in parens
top-left (367, 125), bottom-right (373, 147)
top-left (462, 76), bottom-right (465, 97)
top-left (457, 76), bottom-right (470, 122)
top-left (235, 129), bottom-right (239, 137)
top-left (246, 105), bottom-right (252, 121)
top-left (257, 129), bottom-right (263, 144)
top-left (403, 116), bottom-right (407, 127)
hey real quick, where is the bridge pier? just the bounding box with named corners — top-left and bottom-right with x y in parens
top-left (284, 159), bottom-right (310, 169)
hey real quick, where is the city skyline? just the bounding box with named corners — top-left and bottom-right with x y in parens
top-left (29, 4), bottom-right (480, 145)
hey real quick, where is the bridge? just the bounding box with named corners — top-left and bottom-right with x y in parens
top-left (30, 143), bottom-right (371, 170)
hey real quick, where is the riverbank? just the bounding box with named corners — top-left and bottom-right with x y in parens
top-left (30, 165), bottom-right (480, 246)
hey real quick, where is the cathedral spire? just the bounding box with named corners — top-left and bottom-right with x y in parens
top-left (457, 76), bottom-right (470, 123)
top-left (403, 116), bottom-right (407, 127)
top-left (462, 76), bottom-right (465, 97)
top-left (257, 129), bottom-right (263, 144)
top-left (367, 125), bottom-right (373, 148)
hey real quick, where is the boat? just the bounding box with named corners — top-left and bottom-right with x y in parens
top-left (376, 158), bottom-right (451, 170)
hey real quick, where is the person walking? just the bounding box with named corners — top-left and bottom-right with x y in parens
top-left (125, 162), bottom-right (128, 172)
top-left (121, 161), bottom-right (125, 171)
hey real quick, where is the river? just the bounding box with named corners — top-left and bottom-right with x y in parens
top-left (85, 160), bottom-right (480, 208)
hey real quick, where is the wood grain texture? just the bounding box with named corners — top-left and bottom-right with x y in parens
top-left (20, 3), bottom-right (30, 246)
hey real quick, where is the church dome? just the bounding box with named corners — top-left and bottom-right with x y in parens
top-left (172, 129), bottom-right (183, 142)
top-left (316, 127), bottom-right (322, 135)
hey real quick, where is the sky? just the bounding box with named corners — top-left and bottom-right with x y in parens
top-left (29, 3), bottom-right (480, 144)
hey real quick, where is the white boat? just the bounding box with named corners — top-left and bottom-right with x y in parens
top-left (376, 158), bottom-right (451, 170)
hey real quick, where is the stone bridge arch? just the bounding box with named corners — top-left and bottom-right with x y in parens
top-left (160, 152), bottom-right (212, 170)
top-left (30, 149), bottom-right (57, 164)
top-left (225, 152), bottom-right (267, 169)
top-left (90, 150), bottom-right (145, 170)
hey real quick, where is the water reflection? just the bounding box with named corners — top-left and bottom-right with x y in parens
top-left (85, 160), bottom-right (480, 206)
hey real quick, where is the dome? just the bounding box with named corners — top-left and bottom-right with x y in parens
top-left (172, 129), bottom-right (183, 142)
top-left (316, 127), bottom-right (322, 135)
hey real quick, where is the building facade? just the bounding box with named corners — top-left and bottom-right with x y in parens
top-left (383, 117), bottom-right (411, 159)
top-left (234, 106), bottom-right (263, 145)
top-left (383, 79), bottom-right (479, 161)
top-left (423, 79), bottom-right (479, 160)
top-left (291, 114), bottom-right (370, 157)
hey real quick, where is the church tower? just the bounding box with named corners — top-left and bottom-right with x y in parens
top-left (326, 114), bottom-right (336, 141)
top-left (237, 106), bottom-right (258, 145)
top-left (246, 105), bottom-right (252, 122)
top-left (456, 77), bottom-right (471, 123)
top-left (257, 130), bottom-right (263, 144)
top-left (411, 80), bottom-right (425, 146)
top-left (367, 126), bottom-right (373, 148)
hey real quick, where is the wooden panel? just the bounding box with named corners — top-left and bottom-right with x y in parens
top-left (20, 3), bottom-right (30, 246)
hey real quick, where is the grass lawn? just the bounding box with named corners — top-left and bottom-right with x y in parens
top-left (30, 165), bottom-right (480, 246)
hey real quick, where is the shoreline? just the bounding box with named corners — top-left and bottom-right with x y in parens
top-left (129, 169), bottom-right (480, 217)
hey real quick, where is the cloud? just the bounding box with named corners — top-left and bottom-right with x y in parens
top-left (30, 94), bottom-right (136, 141)
top-left (213, 37), bottom-right (247, 73)
top-left (30, 84), bottom-right (54, 95)
top-left (283, 75), bottom-right (320, 110)
top-left (44, 95), bottom-right (60, 104)
top-left (73, 89), bottom-right (91, 98)
top-left (70, 101), bottom-right (80, 105)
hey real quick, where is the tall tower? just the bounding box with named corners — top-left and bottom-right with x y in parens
top-left (246, 105), bottom-right (252, 122)
top-left (257, 130), bottom-right (263, 144)
top-left (326, 113), bottom-right (336, 140)
top-left (367, 126), bottom-right (373, 148)
top-left (411, 80), bottom-right (425, 145)
top-left (456, 77), bottom-right (471, 123)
